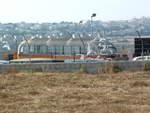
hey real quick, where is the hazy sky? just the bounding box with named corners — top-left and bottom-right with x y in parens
top-left (0, 0), bottom-right (150, 23)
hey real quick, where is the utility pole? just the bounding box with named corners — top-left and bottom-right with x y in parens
top-left (79, 20), bottom-right (86, 60)
top-left (91, 13), bottom-right (96, 38)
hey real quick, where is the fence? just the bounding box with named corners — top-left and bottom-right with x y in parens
top-left (0, 61), bottom-right (149, 74)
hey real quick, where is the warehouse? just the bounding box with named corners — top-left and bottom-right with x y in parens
top-left (18, 37), bottom-right (118, 59)
top-left (18, 37), bottom-right (90, 55)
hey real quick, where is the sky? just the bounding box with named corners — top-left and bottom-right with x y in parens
top-left (0, 0), bottom-right (150, 23)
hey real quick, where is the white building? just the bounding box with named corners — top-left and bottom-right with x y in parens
top-left (18, 37), bottom-right (117, 56)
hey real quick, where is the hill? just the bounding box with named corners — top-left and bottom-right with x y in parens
top-left (1, 17), bottom-right (150, 51)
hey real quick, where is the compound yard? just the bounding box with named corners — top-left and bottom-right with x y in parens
top-left (0, 71), bottom-right (150, 113)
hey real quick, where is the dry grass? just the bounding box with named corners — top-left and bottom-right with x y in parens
top-left (0, 71), bottom-right (150, 113)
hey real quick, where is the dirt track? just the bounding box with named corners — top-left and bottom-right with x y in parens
top-left (0, 71), bottom-right (150, 113)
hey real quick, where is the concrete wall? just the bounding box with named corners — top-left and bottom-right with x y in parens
top-left (0, 61), bottom-right (149, 74)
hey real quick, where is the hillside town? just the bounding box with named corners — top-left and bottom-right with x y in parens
top-left (0, 17), bottom-right (149, 55)
top-left (0, 17), bottom-right (150, 62)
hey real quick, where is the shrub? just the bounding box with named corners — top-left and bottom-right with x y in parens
top-left (142, 62), bottom-right (150, 71)
top-left (104, 62), bottom-right (122, 73)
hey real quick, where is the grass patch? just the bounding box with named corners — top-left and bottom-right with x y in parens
top-left (0, 71), bottom-right (150, 113)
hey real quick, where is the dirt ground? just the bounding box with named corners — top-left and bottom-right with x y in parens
top-left (0, 71), bottom-right (150, 113)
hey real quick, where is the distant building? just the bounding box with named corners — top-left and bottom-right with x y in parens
top-left (134, 37), bottom-right (150, 57)
top-left (18, 37), bottom-right (118, 59)
top-left (18, 37), bottom-right (90, 55)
